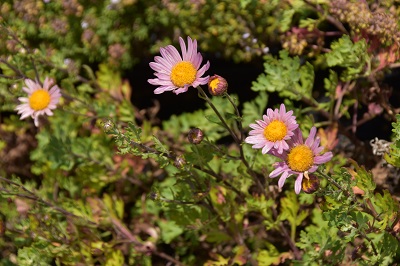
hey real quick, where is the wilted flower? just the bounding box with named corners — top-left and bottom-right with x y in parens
top-left (245, 104), bottom-right (298, 154)
top-left (15, 77), bottom-right (61, 127)
top-left (302, 172), bottom-right (320, 194)
top-left (188, 128), bottom-right (204, 144)
top-left (148, 36), bottom-right (210, 95)
top-left (208, 75), bottom-right (228, 96)
top-left (174, 155), bottom-right (187, 169)
top-left (269, 127), bottom-right (333, 194)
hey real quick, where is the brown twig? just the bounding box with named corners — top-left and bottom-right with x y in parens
top-left (111, 217), bottom-right (186, 266)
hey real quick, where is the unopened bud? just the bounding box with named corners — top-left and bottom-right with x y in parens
top-left (208, 75), bottom-right (228, 96)
top-left (173, 155), bottom-right (186, 169)
top-left (102, 119), bottom-right (114, 133)
top-left (187, 128), bottom-right (204, 144)
top-left (148, 191), bottom-right (159, 200)
top-left (302, 172), bottom-right (320, 194)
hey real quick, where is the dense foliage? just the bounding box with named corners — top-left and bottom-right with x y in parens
top-left (1, 0), bottom-right (400, 265)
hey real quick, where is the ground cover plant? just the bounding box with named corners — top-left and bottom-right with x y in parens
top-left (0, 0), bottom-right (400, 265)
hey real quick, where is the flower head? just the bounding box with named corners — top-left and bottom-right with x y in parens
top-left (208, 74), bottom-right (228, 96)
top-left (245, 104), bottom-right (298, 154)
top-left (148, 36), bottom-right (210, 95)
top-left (188, 128), bottom-right (204, 144)
top-left (269, 127), bottom-right (333, 194)
top-left (15, 77), bottom-right (61, 127)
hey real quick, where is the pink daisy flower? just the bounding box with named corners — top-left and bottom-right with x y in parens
top-left (269, 127), bottom-right (333, 194)
top-left (15, 77), bottom-right (62, 127)
top-left (245, 104), bottom-right (299, 154)
top-left (148, 36), bottom-right (210, 95)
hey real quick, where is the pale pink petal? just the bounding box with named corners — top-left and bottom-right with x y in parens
top-left (15, 77), bottom-right (61, 127)
top-left (294, 173), bottom-right (304, 194)
top-left (148, 37), bottom-right (209, 94)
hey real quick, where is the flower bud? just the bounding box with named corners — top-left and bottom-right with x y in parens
top-left (208, 75), bottom-right (228, 96)
top-left (148, 191), bottom-right (160, 201)
top-left (187, 128), bottom-right (204, 144)
top-left (173, 155), bottom-right (186, 169)
top-left (102, 119), bottom-right (115, 133)
top-left (302, 172), bottom-right (320, 194)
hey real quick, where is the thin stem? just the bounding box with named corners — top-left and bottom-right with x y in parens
top-left (225, 93), bottom-right (244, 142)
top-left (111, 217), bottom-right (186, 266)
top-left (0, 58), bottom-right (27, 79)
top-left (196, 88), bottom-right (302, 257)
top-left (362, 232), bottom-right (378, 256)
top-left (316, 169), bottom-right (348, 194)
top-left (0, 176), bottom-right (96, 225)
top-left (197, 87), bottom-right (240, 144)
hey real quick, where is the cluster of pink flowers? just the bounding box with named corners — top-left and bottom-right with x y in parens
top-left (245, 104), bottom-right (333, 194)
top-left (146, 36), bottom-right (333, 194)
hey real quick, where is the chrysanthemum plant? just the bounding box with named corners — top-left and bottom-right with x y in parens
top-left (1, 20), bottom-right (400, 266)
top-left (102, 37), bottom-right (400, 265)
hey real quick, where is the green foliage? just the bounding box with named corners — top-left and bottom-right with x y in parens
top-left (163, 95), bottom-right (236, 142)
top-left (242, 91), bottom-right (269, 128)
top-left (324, 35), bottom-right (370, 81)
top-left (1, 0), bottom-right (400, 264)
top-left (385, 114), bottom-right (400, 167)
top-left (252, 50), bottom-right (314, 100)
top-left (297, 209), bottom-right (346, 265)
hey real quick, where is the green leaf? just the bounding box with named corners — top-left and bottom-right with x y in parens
top-left (370, 190), bottom-right (400, 230)
top-left (385, 114), bottom-right (400, 167)
top-left (205, 230), bottom-right (232, 243)
top-left (127, 122), bottom-right (142, 142)
top-left (103, 194), bottom-right (124, 220)
top-left (252, 50), bottom-right (314, 100)
top-left (96, 63), bottom-right (121, 91)
top-left (279, 191), bottom-right (308, 227)
top-left (105, 250), bottom-right (124, 266)
top-left (350, 161), bottom-right (376, 197)
top-left (152, 135), bottom-right (169, 154)
top-left (257, 245), bottom-right (281, 266)
top-left (242, 91), bottom-right (269, 128)
top-left (158, 219), bottom-right (184, 244)
top-left (324, 35), bottom-right (369, 81)
top-left (280, 9), bottom-right (295, 32)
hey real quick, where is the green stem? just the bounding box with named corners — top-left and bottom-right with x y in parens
top-left (197, 86), bottom-right (240, 144)
top-left (225, 93), bottom-right (244, 142)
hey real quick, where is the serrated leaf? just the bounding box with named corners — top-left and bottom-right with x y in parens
top-left (127, 122), bottom-right (142, 142)
top-left (152, 135), bottom-right (169, 154)
top-left (324, 35), bottom-right (369, 81)
top-left (252, 50), bottom-right (314, 100)
top-left (280, 9), bottom-right (295, 32)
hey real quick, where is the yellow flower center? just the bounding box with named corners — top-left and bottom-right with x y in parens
top-left (170, 61), bottom-right (197, 87)
top-left (29, 89), bottom-right (51, 111)
top-left (209, 78), bottom-right (219, 94)
top-left (287, 145), bottom-right (314, 172)
top-left (263, 120), bottom-right (288, 142)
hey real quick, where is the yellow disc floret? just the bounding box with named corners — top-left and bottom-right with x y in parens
top-left (170, 61), bottom-right (197, 87)
top-left (29, 89), bottom-right (51, 111)
top-left (209, 78), bottom-right (219, 93)
top-left (287, 145), bottom-right (314, 172)
top-left (263, 120), bottom-right (288, 142)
